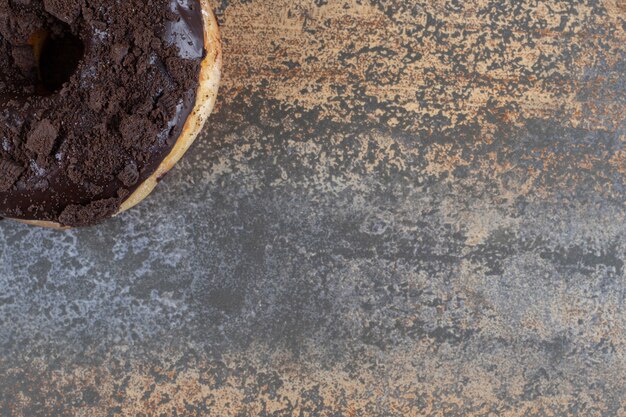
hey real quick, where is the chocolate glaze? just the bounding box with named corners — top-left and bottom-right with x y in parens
top-left (166, 0), bottom-right (205, 60)
top-left (0, 0), bottom-right (205, 226)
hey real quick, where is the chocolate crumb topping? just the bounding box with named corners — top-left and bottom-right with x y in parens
top-left (26, 119), bottom-right (57, 156)
top-left (0, 158), bottom-right (24, 192)
top-left (0, 0), bottom-right (205, 226)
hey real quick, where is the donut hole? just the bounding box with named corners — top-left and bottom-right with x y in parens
top-left (39, 29), bottom-right (84, 92)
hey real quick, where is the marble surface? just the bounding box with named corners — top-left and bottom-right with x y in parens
top-left (0, 0), bottom-right (625, 415)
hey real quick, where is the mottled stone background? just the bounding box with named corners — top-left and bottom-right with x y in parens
top-left (0, 0), bottom-right (625, 416)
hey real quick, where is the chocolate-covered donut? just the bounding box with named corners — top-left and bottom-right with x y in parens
top-left (0, 0), bottom-right (221, 227)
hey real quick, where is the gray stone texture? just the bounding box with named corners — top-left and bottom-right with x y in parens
top-left (0, 0), bottom-right (625, 415)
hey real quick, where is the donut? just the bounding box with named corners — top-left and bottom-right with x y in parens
top-left (0, 0), bottom-right (221, 228)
